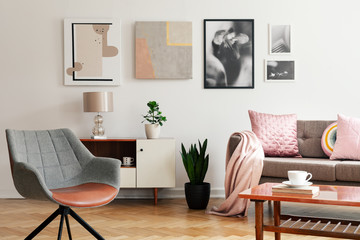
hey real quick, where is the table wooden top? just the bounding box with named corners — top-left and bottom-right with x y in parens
top-left (239, 183), bottom-right (360, 207)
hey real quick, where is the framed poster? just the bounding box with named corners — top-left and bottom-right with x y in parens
top-left (64, 19), bottom-right (121, 86)
top-left (135, 21), bottom-right (192, 79)
top-left (269, 24), bottom-right (291, 54)
top-left (204, 19), bottom-right (254, 89)
top-left (265, 60), bottom-right (295, 82)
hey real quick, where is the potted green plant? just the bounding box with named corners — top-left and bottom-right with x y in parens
top-left (180, 139), bottom-right (210, 209)
top-left (142, 101), bottom-right (167, 139)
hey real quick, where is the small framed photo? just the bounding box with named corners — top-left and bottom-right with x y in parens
top-left (265, 60), bottom-right (295, 82)
top-left (204, 19), bottom-right (254, 89)
top-left (269, 24), bottom-right (291, 54)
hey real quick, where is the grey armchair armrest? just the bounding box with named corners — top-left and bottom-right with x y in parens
top-left (12, 161), bottom-right (52, 200)
top-left (79, 157), bottom-right (121, 189)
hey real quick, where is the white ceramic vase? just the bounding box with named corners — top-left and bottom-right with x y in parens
top-left (145, 124), bottom-right (161, 139)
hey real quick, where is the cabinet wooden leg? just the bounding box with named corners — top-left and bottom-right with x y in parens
top-left (154, 188), bottom-right (158, 205)
top-left (255, 201), bottom-right (264, 240)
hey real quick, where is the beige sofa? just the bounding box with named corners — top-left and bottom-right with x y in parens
top-left (230, 120), bottom-right (360, 186)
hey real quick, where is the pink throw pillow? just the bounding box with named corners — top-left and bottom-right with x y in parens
top-left (330, 114), bottom-right (360, 160)
top-left (248, 110), bottom-right (300, 157)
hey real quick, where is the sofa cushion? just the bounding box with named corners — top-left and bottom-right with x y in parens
top-left (249, 110), bottom-right (300, 157)
top-left (297, 120), bottom-right (335, 158)
top-left (262, 157), bottom-right (338, 181)
top-left (336, 161), bottom-right (360, 182)
top-left (331, 114), bottom-right (360, 161)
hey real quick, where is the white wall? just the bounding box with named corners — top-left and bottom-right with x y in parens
top-left (1, 0), bottom-right (360, 198)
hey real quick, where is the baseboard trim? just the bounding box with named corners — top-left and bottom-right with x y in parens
top-left (116, 187), bottom-right (225, 199)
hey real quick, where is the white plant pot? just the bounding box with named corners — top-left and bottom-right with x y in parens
top-left (145, 124), bottom-right (161, 139)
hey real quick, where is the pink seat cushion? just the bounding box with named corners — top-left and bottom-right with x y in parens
top-left (330, 114), bottom-right (360, 160)
top-left (51, 183), bottom-right (118, 207)
top-left (248, 110), bottom-right (300, 157)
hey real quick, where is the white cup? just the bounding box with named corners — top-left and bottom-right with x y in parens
top-left (122, 157), bottom-right (134, 166)
top-left (288, 170), bottom-right (312, 185)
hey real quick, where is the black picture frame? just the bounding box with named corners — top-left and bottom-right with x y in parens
top-left (204, 19), bottom-right (254, 89)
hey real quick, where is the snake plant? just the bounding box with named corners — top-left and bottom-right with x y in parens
top-left (180, 139), bottom-right (209, 185)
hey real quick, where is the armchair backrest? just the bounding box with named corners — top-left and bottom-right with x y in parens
top-left (6, 128), bottom-right (93, 189)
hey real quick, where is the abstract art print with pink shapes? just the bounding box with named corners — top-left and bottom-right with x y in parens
top-left (135, 21), bottom-right (192, 79)
top-left (64, 19), bottom-right (121, 86)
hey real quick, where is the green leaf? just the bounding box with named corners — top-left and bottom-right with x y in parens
top-left (200, 155), bottom-right (209, 182)
top-left (187, 154), bottom-right (195, 183)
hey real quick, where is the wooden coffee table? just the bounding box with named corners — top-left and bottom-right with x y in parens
top-left (239, 183), bottom-right (360, 240)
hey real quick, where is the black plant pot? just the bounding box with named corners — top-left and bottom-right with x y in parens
top-left (184, 182), bottom-right (211, 209)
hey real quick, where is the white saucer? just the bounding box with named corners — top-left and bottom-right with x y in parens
top-left (282, 181), bottom-right (313, 188)
top-left (122, 164), bottom-right (134, 167)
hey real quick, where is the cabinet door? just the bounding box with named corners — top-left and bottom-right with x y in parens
top-left (120, 168), bottom-right (136, 188)
top-left (136, 139), bottom-right (175, 188)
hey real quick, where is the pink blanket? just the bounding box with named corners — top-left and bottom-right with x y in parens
top-left (207, 130), bottom-right (264, 217)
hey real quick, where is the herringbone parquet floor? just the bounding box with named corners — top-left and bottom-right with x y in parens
top-left (1, 198), bottom-right (359, 239)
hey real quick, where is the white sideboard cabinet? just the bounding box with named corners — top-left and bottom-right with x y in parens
top-left (80, 138), bottom-right (175, 204)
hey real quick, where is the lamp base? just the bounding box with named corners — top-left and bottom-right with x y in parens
top-left (91, 113), bottom-right (106, 139)
top-left (91, 135), bottom-right (107, 139)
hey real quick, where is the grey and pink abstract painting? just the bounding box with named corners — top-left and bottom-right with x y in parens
top-left (64, 19), bottom-right (121, 86)
top-left (135, 21), bottom-right (192, 79)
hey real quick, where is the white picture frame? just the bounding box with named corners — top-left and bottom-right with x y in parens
top-left (269, 24), bottom-right (291, 55)
top-left (64, 19), bottom-right (121, 86)
top-left (265, 60), bottom-right (295, 82)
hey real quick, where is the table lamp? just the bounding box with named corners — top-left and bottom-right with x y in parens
top-left (83, 92), bottom-right (113, 139)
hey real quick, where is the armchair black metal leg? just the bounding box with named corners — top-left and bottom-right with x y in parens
top-left (25, 207), bottom-right (61, 240)
top-left (69, 208), bottom-right (104, 240)
top-left (57, 212), bottom-right (65, 240)
top-left (65, 214), bottom-right (72, 240)
top-left (25, 205), bottom-right (104, 240)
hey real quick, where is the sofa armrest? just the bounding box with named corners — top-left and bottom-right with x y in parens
top-left (229, 134), bottom-right (242, 157)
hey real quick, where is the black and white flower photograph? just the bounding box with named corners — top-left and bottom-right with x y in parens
top-left (265, 60), bottom-right (295, 82)
top-left (204, 19), bottom-right (254, 88)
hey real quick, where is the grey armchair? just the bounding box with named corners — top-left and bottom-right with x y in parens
top-left (6, 128), bottom-right (121, 240)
